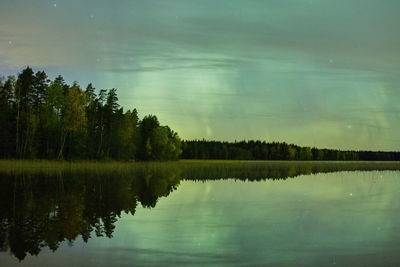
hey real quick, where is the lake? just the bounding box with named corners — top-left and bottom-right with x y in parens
top-left (1, 161), bottom-right (400, 266)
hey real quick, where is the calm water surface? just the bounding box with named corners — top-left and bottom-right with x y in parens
top-left (1, 162), bottom-right (400, 266)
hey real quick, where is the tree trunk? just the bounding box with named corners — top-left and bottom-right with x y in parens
top-left (58, 131), bottom-right (67, 159)
top-left (15, 97), bottom-right (20, 157)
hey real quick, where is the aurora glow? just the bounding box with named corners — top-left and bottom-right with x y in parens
top-left (1, 0), bottom-right (399, 150)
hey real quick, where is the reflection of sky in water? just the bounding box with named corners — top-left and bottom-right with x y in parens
top-left (1, 1), bottom-right (400, 150)
top-left (3, 171), bottom-right (400, 266)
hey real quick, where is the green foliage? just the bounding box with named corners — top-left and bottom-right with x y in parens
top-left (57, 84), bottom-right (88, 159)
top-left (150, 126), bottom-right (182, 160)
top-left (0, 67), bottom-right (182, 161)
top-left (138, 116), bottom-right (182, 161)
top-left (45, 81), bottom-right (65, 114)
top-left (63, 84), bottom-right (87, 132)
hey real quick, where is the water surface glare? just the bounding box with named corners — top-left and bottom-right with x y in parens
top-left (1, 162), bottom-right (400, 266)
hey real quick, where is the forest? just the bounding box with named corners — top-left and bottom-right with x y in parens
top-left (1, 67), bottom-right (399, 161)
top-left (182, 140), bottom-right (400, 161)
top-left (0, 67), bottom-right (182, 160)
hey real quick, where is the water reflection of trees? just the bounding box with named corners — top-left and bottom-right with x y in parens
top-left (179, 161), bottom-right (400, 181)
top-left (1, 161), bottom-right (399, 260)
top-left (0, 168), bottom-right (181, 261)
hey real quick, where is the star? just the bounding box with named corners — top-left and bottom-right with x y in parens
top-left (8, 41), bottom-right (12, 45)
top-left (53, 3), bottom-right (57, 8)
top-left (347, 125), bottom-right (352, 129)
top-left (349, 193), bottom-right (353, 196)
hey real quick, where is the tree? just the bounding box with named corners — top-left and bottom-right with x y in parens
top-left (15, 67), bottom-right (35, 157)
top-left (59, 84), bottom-right (87, 159)
top-left (32, 71), bottom-right (48, 110)
top-left (138, 115), bottom-right (160, 160)
top-left (85, 83), bottom-right (97, 158)
top-left (103, 88), bottom-right (120, 157)
top-left (95, 89), bottom-right (107, 158)
top-left (31, 71), bottom-right (49, 155)
top-left (0, 76), bottom-right (16, 157)
top-left (114, 109), bottom-right (139, 160)
top-left (42, 80), bottom-right (65, 157)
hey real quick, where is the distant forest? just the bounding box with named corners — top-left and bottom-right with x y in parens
top-left (182, 140), bottom-right (400, 161)
top-left (1, 67), bottom-right (399, 161)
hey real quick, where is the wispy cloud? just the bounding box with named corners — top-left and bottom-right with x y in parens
top-left (1, 0), bottom-right (399, 150)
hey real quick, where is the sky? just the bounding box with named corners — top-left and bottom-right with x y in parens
top-left (1, 0), bottom-right (399, 151)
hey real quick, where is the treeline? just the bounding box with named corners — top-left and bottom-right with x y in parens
top-left (182, 140), bottom-right (400, 161)
top-left (0, 67), bottom-right (182, 160)
top-left (2, 67), bottom-right (399, 162)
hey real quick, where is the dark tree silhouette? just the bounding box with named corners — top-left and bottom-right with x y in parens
top-left (181, 140), bottom-right (400, 161)
top-left (0, 67), bottom-right (398, 161)
top-left (0, 67), bottom-right (182, 161)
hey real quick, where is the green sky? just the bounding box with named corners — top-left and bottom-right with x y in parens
top-left (1, 0), bottom-right (399, 150)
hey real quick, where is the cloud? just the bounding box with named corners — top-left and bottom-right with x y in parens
top-left (0, 0), bottom-right (399, 149)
